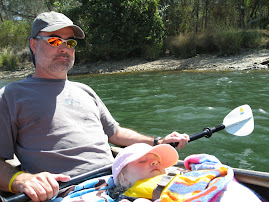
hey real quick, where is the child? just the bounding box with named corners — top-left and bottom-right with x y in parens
top-left (51, 143), bottom-right (179, 202)
top-left (111, 143), bottom-right (262, 202)
top-left (52, 144), bottom-right (263, 201)
top-left (112, 143), bottom-right (179, 190)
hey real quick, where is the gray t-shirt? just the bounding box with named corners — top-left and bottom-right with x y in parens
top-left (0, 77), bottom-right (119, 177)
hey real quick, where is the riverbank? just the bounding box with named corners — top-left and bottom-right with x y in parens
top-left (0, 49), bottom-right (268, 80)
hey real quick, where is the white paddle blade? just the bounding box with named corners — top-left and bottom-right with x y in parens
top-left (223, 104), bottom-right (254, 136)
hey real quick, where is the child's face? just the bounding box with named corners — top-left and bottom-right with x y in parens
top-left (123, 153), bottom-right (166, 186)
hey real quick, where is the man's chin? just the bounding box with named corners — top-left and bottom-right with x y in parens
top-left (50, 63), bottom-right (73, 72)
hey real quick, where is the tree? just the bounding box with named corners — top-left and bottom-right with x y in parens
top-left (159, 0), bottom-right (194, 35)
top-left (56, 0), bottom-right (164, 60)
top-left (238, 0), bottom-right (245, 28)
top-left (246, 0), bottom-right (269, 28)
top-left (0, 0), bottom-right (54, 22)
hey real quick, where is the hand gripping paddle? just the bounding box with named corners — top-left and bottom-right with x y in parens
top-left (170, 104), bottom-right (254, 147)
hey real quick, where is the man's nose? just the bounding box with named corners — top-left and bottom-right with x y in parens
top-left (59, 42), bottom-right (69, 48)
top-left (58, 42), bottom-right (70, 53)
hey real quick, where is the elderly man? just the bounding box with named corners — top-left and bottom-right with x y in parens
top-left (0, 11), bottom-right (189, 201)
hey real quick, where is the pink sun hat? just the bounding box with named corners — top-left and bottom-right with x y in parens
top-left (112, 143), bottom-right (179, 185)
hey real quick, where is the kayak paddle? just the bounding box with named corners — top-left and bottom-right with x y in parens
top-left (170, 104), bottom-right (254, 147)
top-left (1, 164), bottom-right (112, 202)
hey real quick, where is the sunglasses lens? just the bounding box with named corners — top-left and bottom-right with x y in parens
top-left (67, 39), bottom-right (77, 48)
top-left (41, 37), bottom-right (77, 48)
top-left (47, 37), bottom-right (62, 46)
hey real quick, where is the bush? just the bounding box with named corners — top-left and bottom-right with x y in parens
top-left (165, 28), bottom-right (263, 58)
top-left (214, 29), bottom-right (263, 56)
top-left (0, 20), bottom-right (31, 49)
top-left (196, 31), bottom-right (219, 54)
top-left (58, 0), bottom-right (164, 61)
top-left (215, 29), bottom-right (243, 55)
top-left (142, 41), bottom-right (163, 60)
top-left (241, 30), bottom-right (263, 49)
top-left (0, 48), bottom-right (31, 71)
top-left (0, 20), bottom-right (31, 71)
top-left (0, 50), bottom-right (20, 71)
top-left (165, 34), bottom-right (197, 58)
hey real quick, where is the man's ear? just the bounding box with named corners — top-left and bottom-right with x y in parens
top-left (29, 38), bottom-right (37, 54)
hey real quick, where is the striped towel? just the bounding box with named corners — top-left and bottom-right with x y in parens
top-left (158, 154), bottom-right (234, 202)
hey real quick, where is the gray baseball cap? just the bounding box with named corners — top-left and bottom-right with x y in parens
top-left (31, 11), bottom-right (85, 39)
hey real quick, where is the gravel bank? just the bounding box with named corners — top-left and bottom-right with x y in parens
top-left (1, 49), bottom-right (268, 80)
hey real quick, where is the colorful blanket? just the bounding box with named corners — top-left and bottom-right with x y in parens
top-left (157, 154), bottom-right (234, 202)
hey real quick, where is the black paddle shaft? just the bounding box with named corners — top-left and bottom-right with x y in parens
top-left (1, 164), bottom-right (112, 202)
top-left (169, 124), bottom-right (225, 147)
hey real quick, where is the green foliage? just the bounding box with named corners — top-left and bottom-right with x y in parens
top-left (0, 0), bottom-right (50, 20)
top-left (0, 20), bottom-right (31, 71)
top-left (0, 20), bottom-right (31, 49)
top-left (56, 0), bottom-right (164, 61)
top-left (53, 0), bottom-right (82, 13)
top-left (0, 48), bottom-right (31, 71)
top-left (160, 1), bottom-right (193, 35)
top-left (165, 34), bottom-right (197, 58)
top-left (143, 41), bottom-right (163, 60)
top-left (0, 0), bottom-right (267, 67)
top-left (165, 28), bottom-right (263, 58)
top-left (215, 29), bottom-right (263, 55)
top-left (0, 49), bottom-right (20, 71)
top-left (196, 31), bottom-right (219, 54)
top-left (241, 30), bottom-right (263, 49)
top-left (215, 29), bottom-right (243, 55)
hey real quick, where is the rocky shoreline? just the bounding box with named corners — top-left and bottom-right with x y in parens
top-left (1, 49), bottom-right (268, 80)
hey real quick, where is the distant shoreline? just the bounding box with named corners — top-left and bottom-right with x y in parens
top-left (0, 49), bottom-right (268, 80)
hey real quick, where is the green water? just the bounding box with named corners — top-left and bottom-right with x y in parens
top-left (1, 70), bottom-right (268, 172)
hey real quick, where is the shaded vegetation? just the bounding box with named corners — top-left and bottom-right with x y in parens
top-left (0, 0), bottom-right (268, 71)
top-left (166, 29), bottom-right (264, 58)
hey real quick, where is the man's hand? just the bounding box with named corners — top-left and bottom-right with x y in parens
top-left (12, 172), bottom-right (70, 202)
top-left (161, 131), bottom-right (190, 150)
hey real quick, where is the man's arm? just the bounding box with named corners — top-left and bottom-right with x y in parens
top-left (108, 126), bottom-right (189, 150)
top-left (108, 127), bottom-right (153, 146)
top-left (0, 157), bottom-right (18, 192)
top-left (0, 157), bottom-right (70, 202)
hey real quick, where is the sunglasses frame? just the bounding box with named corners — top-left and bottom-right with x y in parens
top-left (33, 36), bottom-right (77, 48)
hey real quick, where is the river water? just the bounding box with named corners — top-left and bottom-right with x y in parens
top-left (1, 70), bottom-right (268, 172)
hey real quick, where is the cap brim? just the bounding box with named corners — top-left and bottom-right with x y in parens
top-left (41, 24), bottom-right (85, 39)
top-left (119, 144), bottom-right (178, 170)
top-left (149, 144), bottom-right (179, 168)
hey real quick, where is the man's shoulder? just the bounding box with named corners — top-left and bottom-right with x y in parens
top-left (0, 79), bottom-right (27, 92)
top-left (67, 80), bottom-right (96, 94)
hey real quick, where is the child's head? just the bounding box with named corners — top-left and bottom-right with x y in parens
top-left (112, 143), bottom-right (178, 188)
